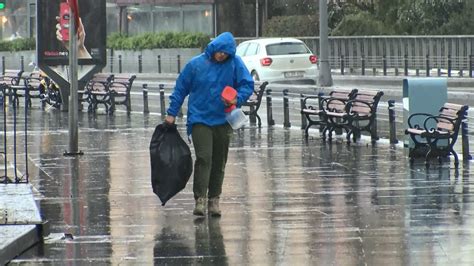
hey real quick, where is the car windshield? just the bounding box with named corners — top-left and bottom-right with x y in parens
top-left (266, 42), bottom-right (310, 55)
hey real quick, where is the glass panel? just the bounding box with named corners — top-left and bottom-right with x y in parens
top-left (236, 43), bottom-right (249, 57)
top-left (106, 5), bottom-right (119, 34)
top-left (153, 9), bottom-right (181, 33)
top-left (266, 43), bottom-right (310, 56)
top-left (245, 43), bottom-right (259, 56)
top-left (183, 5), bottom-right (213, 34)
top-left (128, 7), bottom-right (152, 35)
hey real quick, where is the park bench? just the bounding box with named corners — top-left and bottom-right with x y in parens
top-left (301, 88), bottom-right (358, 140)
top-left (12, 71), bottom-right (44, 107)
top-left (84, 73), bottom-right (114, 113)
top-left (108, 73), bottom-right (137, 113)
top-left (0, 69), bottom-right (23, 106)
top-left (405, 103), bottom-right (468, 166)
top-left (242, 81), bottom-right (268, 127)
top-left (322, 89), bottom-right (384, 143)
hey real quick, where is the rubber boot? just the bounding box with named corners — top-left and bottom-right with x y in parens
top-left (208, 197), bottom-right (221, 217)
top-left (193, 198), bottom-right (206, 216)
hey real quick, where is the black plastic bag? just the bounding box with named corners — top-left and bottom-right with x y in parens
top-left (150, 123), bottom-right (193, 206)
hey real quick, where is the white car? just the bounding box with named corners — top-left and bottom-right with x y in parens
top-left (236, 38), bottom-right (319, 84)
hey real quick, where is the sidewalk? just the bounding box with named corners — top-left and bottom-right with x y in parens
top-left (2, 104), bottom-right (474, 265)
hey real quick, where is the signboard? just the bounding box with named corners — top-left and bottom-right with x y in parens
top-left (36, 0), bottom-right (106, 66)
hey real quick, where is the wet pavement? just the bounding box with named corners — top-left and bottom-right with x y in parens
top-left (2, 98), bottom-right (474, 265)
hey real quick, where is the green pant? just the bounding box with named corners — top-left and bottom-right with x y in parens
top-left (192, 123), bottom-right (233, 199)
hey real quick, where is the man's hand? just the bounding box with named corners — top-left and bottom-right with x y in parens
top-left (164, 115), bottom-right (175, 124)
top-left (222, 96), bottom-right (237, 106)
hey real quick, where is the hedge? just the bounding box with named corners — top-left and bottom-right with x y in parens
top-left (0, 32), bottom-right (210, 52)
top-left (106, 32), bottom-right (210, 50)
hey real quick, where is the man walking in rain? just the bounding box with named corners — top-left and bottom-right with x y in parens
top-left (165, 32), bottom-right (254, 216)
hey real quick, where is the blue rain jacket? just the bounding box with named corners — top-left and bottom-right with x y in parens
top-left (167, 32), bottom-right (254, 136)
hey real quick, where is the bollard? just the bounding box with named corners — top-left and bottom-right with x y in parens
top-left (300, 93), bottom-right (307, 130)
top-left (388, 100), bottom-right (398, 144)
top-left (138, 55), bottom-right (143, 73)
top-left (159, 84), bottom-right (166, 117)
top-left (395, 68), bottom-right (399, 76)
top-left (283, 89), bottom-right (291, 128)
top-left (266, 89), bottom-right (275, 126)
top-left (426, 54), bottom-right (430, 77)
top-left (416, 68), bottom-right (419, 76)
top-left (447, 55), bottom-right (452, 77)
top-left (382, 55), bottom-right (387, 76)
top-left (110, 55), bottom-right (114, 73)
top-left (361, 56), bottom-right (366, 75)
top-left (340, 55), bottom-right (345, 75)
top-left (118, 55), bottom-right (122, 73)
top-left (404, 55), bottom-right (409, 76)
top-left (437, 68), bottom-right (441, 77)
top-left (1, 56), bottom-right (5, 75)
top-left (177, 55), bottom-right (181, 74)
top-left (470, 55), bottom-right (473, 78)
top-left (20, 56), bottom-right (24, 71)
top-left (462, 107), bottom-right (472, 161)
top-left (157, 55), bottom-right (162, 73)
top-left (373, 67), bottom-right (376, 76)
top-left (142, 84), bottom-right (149, 114)
top-left (109, 93), bottom-right (116, 115)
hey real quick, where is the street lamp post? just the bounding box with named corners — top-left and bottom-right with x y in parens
top-left (318, 0), bottom-right (333, 86)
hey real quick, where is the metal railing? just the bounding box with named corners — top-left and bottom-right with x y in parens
top-left (0, 84), bottom-right (30, 184)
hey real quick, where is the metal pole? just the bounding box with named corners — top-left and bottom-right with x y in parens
top-left (159, 84), bottom-right (166, 117)
top-left (118, 55), bottom-right (123, 73)
top-left (426, 54), bottom-right (430, 77)
top-left (404, 55), bottom-right (408, 76)
top-left (177, 55), bottom-right (181, 74)
top-left (66, 4), bottom-right (81, 156)
top-left (340, 55), bottom-right (344, 75)
top-left (283, 89), bottom-right (291, 128)
top-left (388, 100), bottom-right (398, 144)
top-left (143, 83), bottom-right (149, 114)
top-left (138, 55), bottom-right (143, 73)
top-left (318, 0), bottom-right (332, 86)
top-left (266, 89), bottom-right (275, 126)
top-left (462, 107), bottom-right (472, 161)
top-left (448, 55), bottom-right (452, 77)
top-left (157, 55), bottom-right (162, 73)
top-left (255, 0), bottom-right (259, 37)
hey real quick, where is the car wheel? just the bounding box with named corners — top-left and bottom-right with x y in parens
top-left (251, 71), bottom-right (260, 81)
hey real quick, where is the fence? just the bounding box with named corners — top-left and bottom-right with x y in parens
top-left (0, 85), bottom-right (30, 184)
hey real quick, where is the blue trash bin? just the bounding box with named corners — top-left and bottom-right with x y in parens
top-left (403, 78), bottom-right (448, 149)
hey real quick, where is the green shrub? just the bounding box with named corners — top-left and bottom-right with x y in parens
top-left (106, 32), bottom-right (210, 50)
top-left (0, 38), bottom-right (35, 52)
top-left (263, 15), bottom-right (319, 37)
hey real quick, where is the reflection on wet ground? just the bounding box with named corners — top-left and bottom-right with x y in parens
top-left (5, 108), bottom-right (474, 265)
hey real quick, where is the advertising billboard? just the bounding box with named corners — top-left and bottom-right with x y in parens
top-left (37, 0), bottom-right (106, 66)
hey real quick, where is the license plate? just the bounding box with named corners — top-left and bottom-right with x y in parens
top-left (284, 71), bottom-right (304, 78)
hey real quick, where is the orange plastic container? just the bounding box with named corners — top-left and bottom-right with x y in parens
top-left (221, 86), bottom-right (237, 103)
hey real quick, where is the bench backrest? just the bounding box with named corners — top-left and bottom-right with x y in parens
top-left (109, 74), bottom-right (137, 93)
top-left (25, 71), bottom-right (43, 89)
top-left (435, 103), bottom-right (468, 134)
top-left (1, 69), bottom-right (23, 86)
top-left (347, 90), bottom-right (384, 116)
top-left (86, 73), bottom-right (114, 92)
top-left (325, 89), bottom-right (358, 112)
top-left (244, 81), bottom-right (268, 108)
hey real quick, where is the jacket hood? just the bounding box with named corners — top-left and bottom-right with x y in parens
top-left (205, 32), bottom-right (236, 59)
